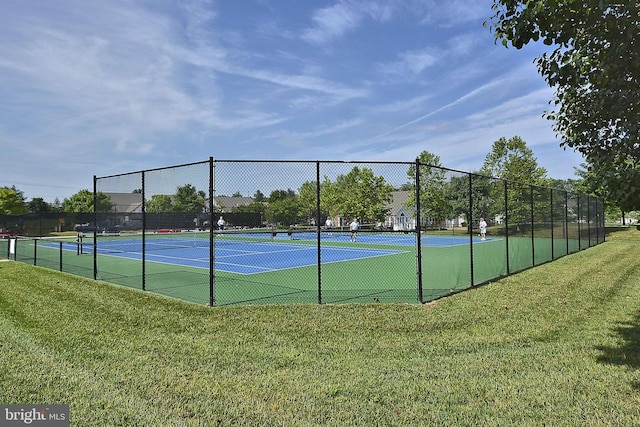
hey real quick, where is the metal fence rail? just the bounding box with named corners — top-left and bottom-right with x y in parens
top-left (3, 158), bottom-right (605, 305)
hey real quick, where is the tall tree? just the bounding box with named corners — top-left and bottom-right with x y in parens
top-left (145, 194), bottom-right (173, 213)
top-left (265, 188), bottom-right (300, 226)
top-left (330, 167), bottom-right (394, 224)
top-left (486, 1), bottom-right (640, 211)
top-left (268, 189), bottom-right (296, 203)
top-left (297, 181), bottom-right (319, 222)
top-left (0, 186), bottom-right (27, 215)
top-left (406, 151), bottom-right (448, 227)
top-left (27, 197), bottom-right (51, 213)
top-left (173, 184), bottom-right (206, 213)
top-left (480, 136), bottom-right (547, 184)
top-left (264, 198), bottom-right (301, 226)
top-left (62, 190), bottom-right (112, 213)
top-left (253, 190), bottom-right (266, 203)
top-left (481, 136), bottom-right (547, 233)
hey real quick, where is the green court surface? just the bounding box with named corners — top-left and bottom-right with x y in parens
top-left (6, 233), bottom-right (584, 306)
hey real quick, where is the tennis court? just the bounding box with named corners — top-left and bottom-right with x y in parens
top-left (72, 230), bottom-right (408, 274)
top-left (29, 230), bottom-right (506, 305)
top-left (14, 225), bottom-right (589, 306)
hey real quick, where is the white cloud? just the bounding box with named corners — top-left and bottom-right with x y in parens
top-left (301, 1), bottom-right (396, 45)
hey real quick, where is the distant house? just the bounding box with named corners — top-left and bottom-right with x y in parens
top-left (104, 193), bottom-right (143, 228)
top-left (383, 191), bottom-right (466, 230)
top-left (384, 191), bottom-right (415, 231)
top-left (106, 193), bottom-right (143, 214)
top-left (212, 196), bottom-right (255, 212)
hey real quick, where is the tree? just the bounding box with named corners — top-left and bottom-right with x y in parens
top-left (232, 202), bottom-right (264, 214)
top-left (265, 198), bottom-right (301, 226)
top-left (486, 1), bottom-right (640, 211)
top-left (0, 186), bottom-right (27, 215)
top-left (253, 190), bottom-right (266, 203)
top-left (268, 189), bottom-right (296, 203)
top-left (28, 197), bottom-right (51, 213)
top-left (480, 136), bottom-right (547, 184)
top-left (145, 194), bottom-right (173, 213)
top-left (263, 189), bottom-right (301, 226)
top-left (330, 167), bottom-right (394, 224)
top-left (406, 151), bottom-right (448, 228)
top-left (480, 136), bottom-right (547, 233)
top-left (173, 184), bottom-right (206, 213)
top-left (297, 181), bottom-right (319, 221)
top-left (62, 190), bottom-right (112, 213)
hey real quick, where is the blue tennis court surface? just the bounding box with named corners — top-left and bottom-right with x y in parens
top-left (42, 231), bottom-right (495, 275)
top-left (47, 236), bottom-right (405, 275)
top-left (266, 231), bottom-right (497, 247)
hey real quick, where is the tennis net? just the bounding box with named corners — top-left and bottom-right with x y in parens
top-left (80, 228), bottom-right (314, 254)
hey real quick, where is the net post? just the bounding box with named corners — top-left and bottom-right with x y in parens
top-left (59, 241), bottom-right (63, 271)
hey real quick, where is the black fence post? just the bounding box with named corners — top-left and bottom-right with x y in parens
top-left (550, 188), bottom-right (555, 260)
top-left (587, 195), bottom-right (592, 247)
top-left (316, 161), bottom-right (322, 305)
top-left (565, 191), bottom-right (569, 255)
top-left (141, 171), bottom-right (146, 292)
top-left (505, 180), bottom-right (510, 275)
top-left (577, 195), bottom-right (582, 251)
top-left (469, 173), bottom-right (474, 286)
top-left (530, 184), bottom-right (535, 266)
top-left (93, 175), bottom-right (97, 281)
top-left (415, 158), bottom-right (423, 303)
top-left (209, 157), bottom-right (215, 307)
top-left (59, 241), bottom-right (63, 271)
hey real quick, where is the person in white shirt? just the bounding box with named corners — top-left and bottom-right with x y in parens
top-left (217, 216), bottom-right (226, 231)
top-left (325, 217), bottom-right (333, 235)
top-left (349, 218), bottom-right (360, 242)
top-left (479, 218), bottom-right (487, 240)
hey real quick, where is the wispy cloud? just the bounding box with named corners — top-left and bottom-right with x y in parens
top-left (376, 48), bottom-right (440, 80)
top-left (301, 1), bottom-right (396, 45)
top-left (368, 79), bottom-right (504, 141)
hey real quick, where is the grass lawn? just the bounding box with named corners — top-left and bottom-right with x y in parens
top-left (1, 227), bottom-right (639, 426)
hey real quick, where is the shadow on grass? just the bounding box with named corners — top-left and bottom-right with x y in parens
top-left (596, 313), bottom-right (640, 390)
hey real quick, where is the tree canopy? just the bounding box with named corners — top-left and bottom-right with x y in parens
top-left (173, 184), bottom-right (206, 213)
top-left (330, 167), bottom-right (394, 223)
top-left (0, 186), bottom-right (27, 215)
top-left (62, 190), bottom-right (112, 213)
top-left (486, 0), bottom-right (640, 211)
top-left (406, 151), bottom-right (449, 226)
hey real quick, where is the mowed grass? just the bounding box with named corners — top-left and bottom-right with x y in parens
top-left (1, 228), bottom-right (639, 426)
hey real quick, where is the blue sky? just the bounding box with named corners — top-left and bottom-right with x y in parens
top-left (1, 0), bottom-right (585, 202)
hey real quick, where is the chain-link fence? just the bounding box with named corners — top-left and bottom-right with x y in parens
top-left (3, 158), bottom-right (605, 305)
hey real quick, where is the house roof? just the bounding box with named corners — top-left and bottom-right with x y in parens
top-left (387, 191), bottom-right (411, 215)
top-left (104, 193), bottom-right (256, 214)
top-left (213, 196), bottom-right (255, 212)
top-left (106, 193), bottom-right (143, 213)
